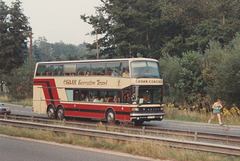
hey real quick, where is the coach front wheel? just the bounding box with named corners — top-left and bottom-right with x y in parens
top-left (106, 109), bottom-right (115, 124)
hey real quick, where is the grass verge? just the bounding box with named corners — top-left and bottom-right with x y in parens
top-left (164, 107), bottom-right (240, 126)
top-left (0, 125), bottom-right (239, 161)
top-left (0, 95), bottom-right (32, 107)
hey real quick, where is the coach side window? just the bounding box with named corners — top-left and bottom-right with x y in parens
top-left (73, 89), bottom-right (80, 101)
top-left (106, 62), bottom-right (120, 77)
top-left (121, 62), bottom-right (129, 77)
top-left (91, 91), bottom-right (105, 102)
top-left (105, 91), bottom-right (121, 103)
top-left (64, 64), bottom-right (76, 76)
top-left (36, 64), bottom-right (51, 76)
top-left (51, 65), bottom-right (63, 76)
top-left (65, 89), bottom-right (73, 101)
top-left (77, 63), bottom-right (90, 76)
top-left (91, 63), bottom-right (106, 76)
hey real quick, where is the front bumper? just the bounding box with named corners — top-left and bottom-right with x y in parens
top-left (130, 112), bottom-right (164, 121)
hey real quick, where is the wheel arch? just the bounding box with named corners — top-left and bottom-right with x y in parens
top-left (56, 104), bottom-right (64, 111)
top-left (105, 107), bottom-right (116, 118)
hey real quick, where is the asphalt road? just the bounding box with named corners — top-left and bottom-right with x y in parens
top-left (5, 103), bottom-right (240, 136)
top-left (5, 103), bottom-right (48, 118)
top-left (0, 135), bottom-right (154, 161)
top-left (144, 120), bottom-right (240, 137)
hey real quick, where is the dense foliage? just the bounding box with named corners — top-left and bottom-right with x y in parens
top-left (1, 0), bottom-right (240, 107)
top-left (3, 62), bottom-right (34, 100)
top-left (160, 35), bottom-right (240, 107)
top-left (0, 0), bottom-right (31, 93)
top-left (0, 0), bottom-right (30, 73)
top-left (81, 0), bottom-right (240, 58)
top-left (32, 37), bottom-right (96, 62)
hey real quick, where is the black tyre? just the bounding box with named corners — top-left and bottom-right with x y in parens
top-left (57, 107), bottom-right (64, 120)
top-left (106, 109), bottom-right (115, 124)
top-left (47, 106), bottom-right (55, 119)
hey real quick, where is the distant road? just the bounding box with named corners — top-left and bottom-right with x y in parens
top-left (6, 103), bottom-right (240, 136)
top-left (0, 135), bottom-right (154, 161)
top-left (5, 103), bottom-right (48, 118)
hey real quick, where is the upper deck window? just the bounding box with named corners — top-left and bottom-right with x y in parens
top-left (36, 64), bottom-right (51, 76)
top-left (131, 61), bottom-right (161, 78)
top-left (122, 61), bottom-right (129, 77)
top-left (91, 63), bottom-right (105, 76)
top-left (77, 63), bottom-right (90, 76)
top-left (64, 64), bottom-right (76, 76)
top-left (106, 62), bottom-right (121, 77)
top-left (51, 65), bottom-right (63, 76)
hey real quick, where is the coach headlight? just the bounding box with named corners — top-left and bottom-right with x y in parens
top-left (131, 107), bottom-right (139, 112)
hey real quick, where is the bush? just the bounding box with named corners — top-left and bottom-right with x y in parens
top-left (160, 51), bottom-right (205, 105)
top-left (203, 35), bottom-right (240, 106)
top-left (3, 62), bottom-right (34, 100)
top-left (160, 34), bottom-right (240, 107)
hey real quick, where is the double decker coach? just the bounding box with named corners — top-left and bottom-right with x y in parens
top-left (33, 58), bottom-right (164, 125)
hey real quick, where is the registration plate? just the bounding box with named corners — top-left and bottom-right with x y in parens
top-left (148, 116), bottom-right (155, 119)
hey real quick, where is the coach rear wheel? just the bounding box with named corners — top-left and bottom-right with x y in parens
top-left (57, 107), bottom-right (64, 120)
top-left (106, 109), bottom-right (115, 124)
top-left (47, 106), bottom-right (55, 119)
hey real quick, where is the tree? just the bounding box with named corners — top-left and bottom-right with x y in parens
top-left (1, 0), bottom-right (31, 72)
top-left (186, 0), bottom-right (240, 52)
top-left (0, 1), bottom-right (9, 91)
top-left (0, 0), bottom-right (31, 91)
top-left (81, 0), bottom-right (167, 58)
top-left (177, 51), bottom-right (205, 104)
top-left (32, 37), bottom-right (54, 62)
top-left (160, 51), bottom-right (205, 105)
top-left (81, 0), bottom-right (240, 58)
top-left (32, 38), bottom-right (94, 62)
top-left (203, 35), bottom-right (240, 106)
top-left (3, 61), bottom-right (34, 100)
top-left (159, 53), bottom-right (182, 103)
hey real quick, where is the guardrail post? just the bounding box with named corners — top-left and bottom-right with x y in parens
top-left (63, 119), bottom-right (66, 125)
top-left (105, 124), bottom-right (108, 131)
top-left (4, 113), bottom-right (7, 119)
top-left (31, 116), bottom-right (34, 122)
top-left (142, 126), bottom-right (145, 135)
top-left (223, 125), bottom-right (230, 145)
top-left (194, 132), bottom-right (198, 141)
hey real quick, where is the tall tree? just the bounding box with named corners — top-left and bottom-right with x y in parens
top-left (0, 0), bottom-right (30, 74)
top-left (0, 1), bottom-right (10, 74)
top-left (186, 0), bottom-right (240, 52)
top-left (203, 35), bottom-right (240, 106)
top-left (0, 1), bottom-right (9, 91)
top-left (81, 0), bottom-right (166, 58)
top-left (81, 0), bottom-right (240, 58)
top-left (0, 0), bottom-right (30, 92)
top-left (32, 37), bottom-right (54, 62)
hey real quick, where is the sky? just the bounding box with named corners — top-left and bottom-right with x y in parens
top-left (5, 0), bottom-right (102, 45)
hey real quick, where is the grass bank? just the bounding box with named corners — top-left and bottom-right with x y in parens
top-left (164, 104), bottom-right (240, 126)
top-left (0, 125), bottom-right (238, 161)
top-left (0, 94), bottom-right (32, 107)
